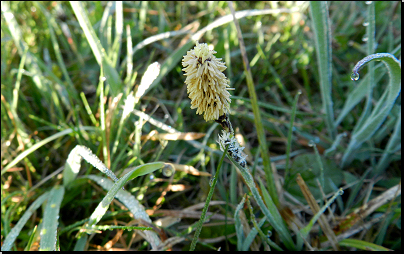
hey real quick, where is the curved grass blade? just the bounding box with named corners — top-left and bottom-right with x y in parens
top-left (82, 162), bottom-right (164, 249)
top-left (341, 53), bottom-right (401, 167)
top-left (63, 145), bottom-right (120, 187)
top-left (2, 127), bottom-right (87, 175)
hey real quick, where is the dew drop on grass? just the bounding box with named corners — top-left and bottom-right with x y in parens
top-left (267, 230), bottom-right (272, 238)
top-left (209, 178), bottom-right (215, 186)
top-left (308, 140), bottom-right (316, 147)
top-left (351, 72), bottom-right (360, 81)
top-left (363, 22), bottom-right (369, 27)
top-left (365, 1), bottom-right (372, 4)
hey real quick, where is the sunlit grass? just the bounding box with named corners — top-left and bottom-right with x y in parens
top-left (1, 1), bottom-right (401, 251)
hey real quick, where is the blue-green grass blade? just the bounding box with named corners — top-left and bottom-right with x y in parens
top-left (39, 186), bottom-right (65, 251)
top-left (309, 2), bottom-right (335, 139)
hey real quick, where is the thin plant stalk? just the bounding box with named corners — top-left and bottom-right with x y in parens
top-left (189, 145), bottom-right (228, 251)
top-left (227, 1), bottom-right (279, 206)
top-left (284, 91), bottom-right (301, 185)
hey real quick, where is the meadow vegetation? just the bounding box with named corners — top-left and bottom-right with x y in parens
top-left (1, 1), bottom-right (401, 251)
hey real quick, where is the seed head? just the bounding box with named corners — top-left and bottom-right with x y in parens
top-left (182, 42), bottom-right (231, 121)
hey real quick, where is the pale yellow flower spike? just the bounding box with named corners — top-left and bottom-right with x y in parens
top-left (182, 41), bottom-right (231, 121)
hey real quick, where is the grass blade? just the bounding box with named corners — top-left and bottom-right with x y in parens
top-left (341, 53), bottom-right (401, 167)
top-left (234, 194), bottom-right (247, 251)
top-left (1, 192), bottom-right (50, 251)
top-left (39, 186), bottom-right (65, 251)
top-left (189, 146), bottom-right (227, 250)
top-left (83, 162), bottom-right (164, 231)
top-left (228, 1), bottom-right (278, 205)
top-left (339, 239), bottom-right (391, 251)
top-left (309, 2), bottom-right (335, 139)
top-left (70, 1), bottom-right (122, 97)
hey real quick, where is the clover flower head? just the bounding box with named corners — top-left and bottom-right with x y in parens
top-left (217, 130), bottom-right (248, 168)
top-left (182, 41), bottom-right (231, 121)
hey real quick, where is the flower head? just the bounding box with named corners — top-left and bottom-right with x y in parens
top-left (182, 42), bottom-right (231, 121)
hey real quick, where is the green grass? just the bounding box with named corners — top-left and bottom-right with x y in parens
top-left (1, 1), bottom-right (401, 251)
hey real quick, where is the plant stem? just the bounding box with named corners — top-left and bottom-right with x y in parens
top-left (227, 1), bottom-right (279, 206)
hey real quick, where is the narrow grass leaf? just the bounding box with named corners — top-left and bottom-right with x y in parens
top-left (189, 146), bottom-right (227, 251)
top-left (299, 188), bottom-right (343, 239)
top-left (1, 192), bottom-right (50, 251)
top-left (334, 75), bottom-right (369, 128)
top-left (2, 128), bottom-right (94, 174)
top-left (234, 194), bottom-right (246, 251)
top-left (73, 234), bottom-right (88, 251)
top-left (284, 91), bottom-right (301, 181)
top-left (84, 162), bottom-right (164, 229)
top-left (84, 174), bottom-right (162, 249)
top-left (40, 185), bottom-right (65, 251)
top-left (245, 198), bottom-right (283, 251)
top-left (110, 1), bottom-right (123, 68)
top-left (35, 2), bottom-right (78, 103)
top-left (309, 2), bottom-right (335, 139)
top-left (351, 1), bottom-right (376, 133)
top-left (70, 1), bottom-right (122, 97)
top-left (342, 53), bottom-right (401, 167)
top-left (2, 2), bottom-right (51, 104)
top-left (257, 178), bottom-right (294, 250)
top-left (339, 239), bottom-right (391, 251)
top-left (228, 1), bottom-right (278, 206)
top-left (226, 150), bottom-right (295, 249)
top-left (24, 225), bottom-right (38, 251)
top-left (374, 108), bottom-right (401, 176)
top-left (242, 217), bottom-right (269, 251)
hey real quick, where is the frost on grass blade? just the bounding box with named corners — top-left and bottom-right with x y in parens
top-left (63, 145), bottom-right (121, 188)
top-left (217, 130), bottom-right (248, 169)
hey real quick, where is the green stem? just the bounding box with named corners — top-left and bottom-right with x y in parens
top-left (189, 145), bottom-right (228, 250)
top-left (227, 1), bottom-right (278, 206)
